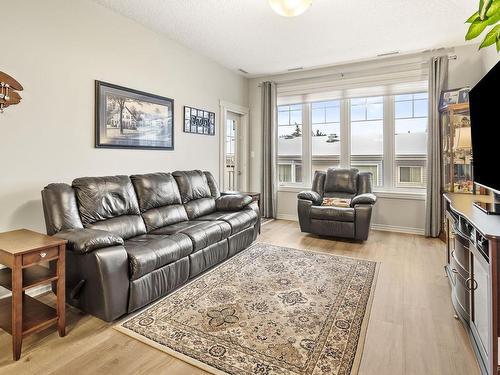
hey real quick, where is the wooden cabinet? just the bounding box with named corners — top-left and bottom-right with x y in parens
top-left (440, 103), bottom-right (472, 194)
top-left (444, 193), bottom-right (500, 375)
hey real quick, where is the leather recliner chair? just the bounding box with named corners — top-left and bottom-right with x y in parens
top-left (297, 168), bottom-right (377, 241)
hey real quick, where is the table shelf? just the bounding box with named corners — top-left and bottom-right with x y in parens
top-left (0, 294), bottom-right (57, 336)
top-left (0, 265), bottom-right (57, 291)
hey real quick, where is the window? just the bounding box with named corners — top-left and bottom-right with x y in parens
top-left (278, 104), bottom-right (303, 184)
top-left (398, 166), bottom-right (424, 186)
top-left (350, 97), bottom-right (384, 186)
top-left (312, 100), bottom-right (341, 173)
top-left (394, 93), bottom-right (428, 188)
top-left (276, 86), bottom-right (428, 191)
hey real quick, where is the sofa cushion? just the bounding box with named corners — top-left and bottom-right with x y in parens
top-left (152, 220), bottom-right (231, 251)
top-left (204, 171), bottom-right (221, 199)
top-left (184, 197), bottom-right (216, 219)
top-left (173, 170), bottom-right (211, 203)
top-left (195, 209), bottom-right (258, 235)
top-left (41, 183), bottom-right (84, 235)
top-left (86, 215), bottom-right (146, 240)
top-left (131, 173), bottom-right (182, 211)
top-left (141, 205), bottom-right (189, 232)
top-left (310, 206), bottom-right (355, 222)
top-left (324, 168), bottom-right (359, 195)
top-left (72, 175), bottom-right (140, 225)
top-left (151, 221), bottom-right (206, 235)
top-left (124, 234), bottom-right (193, 280)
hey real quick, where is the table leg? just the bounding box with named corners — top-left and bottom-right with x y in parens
top-left (12, 256), bottom-right (23, 361)
top-left (56, 244), bottom-right (66, 337)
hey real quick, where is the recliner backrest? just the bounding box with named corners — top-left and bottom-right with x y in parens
top-left (72, 175), bottom-right (146, 239)
top-left (130, 172), bottom-right (188, 232)
top-left (173, 170), bottom-right (216, 219)
top-left (324, 168), bottom-right (359, 195)
top-left (357, 172), bottom-right (373, 195)
top-left (311, 171), bottom-right (326, 196)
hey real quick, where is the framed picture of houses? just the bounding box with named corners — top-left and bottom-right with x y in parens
top-left (95, 81), bottom-right (174, 150)
top-left (184, 106), bottom-right (215, 136)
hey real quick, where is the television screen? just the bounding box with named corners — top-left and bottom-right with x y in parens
top-left (470, 60), bottom-right (500, 193)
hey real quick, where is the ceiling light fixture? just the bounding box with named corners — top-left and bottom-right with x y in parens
top-left (269, 0), bottom-right (313, 17)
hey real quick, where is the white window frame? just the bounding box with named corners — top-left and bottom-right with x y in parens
top-left (397, 165), bottom-right (425, 188)
top-left (276, 89), bottom-right (428, 194)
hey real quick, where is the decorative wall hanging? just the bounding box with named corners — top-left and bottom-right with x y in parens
top-left (184, 106), bottom-right (215, 136)
top-left (95, 81), bottom-right (174, 150)
top-left (0, 72), bottom-right (23, 113)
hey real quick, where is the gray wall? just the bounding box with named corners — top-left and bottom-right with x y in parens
top-left (0, 0), bottom-right (248, 233)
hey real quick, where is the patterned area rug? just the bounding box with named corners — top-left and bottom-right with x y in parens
top-left (116, 243), bottom-right (378, 375)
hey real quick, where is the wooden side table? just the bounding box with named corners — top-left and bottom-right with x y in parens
top-left (0, 229), bottom-right (67, 360)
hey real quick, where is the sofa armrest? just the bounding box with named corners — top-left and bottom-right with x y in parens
top-left (55, 228), bottom-right (124, 254)
top-left (297, 199), bottom-right (313, 233)
top-left (354, 204), bottom-right (373, 241)
top-left (351, 193), bottom-right (377, 207)
top-left (215, 194), bottom-right (252, 211)
top-left (297, 190), bottom-right (322, 206)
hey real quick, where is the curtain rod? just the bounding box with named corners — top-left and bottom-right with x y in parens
top-left (257, 53), bottom-right (457, 86)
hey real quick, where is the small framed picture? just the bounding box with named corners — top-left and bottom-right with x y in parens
top-left (440, 87), bottom-right (470, 110)
top-left (184, 105), bottom-right (215, 136)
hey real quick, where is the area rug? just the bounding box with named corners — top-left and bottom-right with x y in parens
top-left (116, 243), bottom-right (378, 375)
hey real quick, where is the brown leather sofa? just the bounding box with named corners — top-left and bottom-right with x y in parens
top-left (41, 170), bottom-right (260, 322)
top-left (297, 168), bottom-right (377, 241)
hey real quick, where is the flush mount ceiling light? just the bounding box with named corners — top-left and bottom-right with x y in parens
top-left (269, 0), bottom-right (313, 17)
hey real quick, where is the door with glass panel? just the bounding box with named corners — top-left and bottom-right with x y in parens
top-left (224, 112), bottom-right (240, 191)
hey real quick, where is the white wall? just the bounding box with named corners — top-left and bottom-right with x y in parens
top-left (0, 0), bottom-right (248, 233)
top-left (248, 44), bottom-right (485, 234)
top-left (480, 47), bottom-right (500, 76)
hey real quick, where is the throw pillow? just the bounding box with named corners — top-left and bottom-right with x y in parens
top-left (321, 198), bottom-right (351, 208)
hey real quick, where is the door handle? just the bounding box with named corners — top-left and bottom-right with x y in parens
top-left (465, 277), bottom-right (478, 291)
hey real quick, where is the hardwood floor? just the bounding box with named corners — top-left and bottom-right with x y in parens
top-left (0, 220), bottom-right (480, 375)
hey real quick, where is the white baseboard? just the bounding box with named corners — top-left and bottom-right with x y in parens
top-left (371, 223), bottom-right (425, 235)
top-left (274, 217), bottom-right (424, 236)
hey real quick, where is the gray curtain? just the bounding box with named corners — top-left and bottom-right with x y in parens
top-left (261, 81), bottom-right (277, 218)
top-left (425, 56), bottom-right (448, 237)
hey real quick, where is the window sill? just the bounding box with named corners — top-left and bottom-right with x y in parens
top-left (278, 186), bottom-right (426, 200)
top-left (278, 186), bottom-right (307, 193)
top-left (373, 189), bottom-right (426, 200)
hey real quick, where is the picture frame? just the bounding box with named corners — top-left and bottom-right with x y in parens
top-left (95, 80), bottom-right (174, 150)
top-left (439, 87), bottom-right (470, 110)
top-left (184, 105), bottom-right (215, 136)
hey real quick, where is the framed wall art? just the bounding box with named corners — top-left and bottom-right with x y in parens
top-left (184, 106), bottom-right (215, 136)
top-left (95, 80), bottom-right (174, 150)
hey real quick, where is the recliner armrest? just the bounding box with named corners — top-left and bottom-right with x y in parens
top-left (297, 190), bottom-right (322, 205)
top-left (55, 228), bottom-right (124, 254)
top-left (215, 194), bottom-right (252, 211)
top-left (351, 193), bottom-right (377, 207)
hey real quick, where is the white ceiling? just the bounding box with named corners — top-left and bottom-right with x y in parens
top-left (93, 0), bottom-right (476, 76)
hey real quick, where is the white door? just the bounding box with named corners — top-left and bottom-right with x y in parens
top-left (224, 112), bottom-right (241, 191)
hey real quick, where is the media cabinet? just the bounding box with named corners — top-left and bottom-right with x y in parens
top-left (444, 193), bottom-right (500, 375)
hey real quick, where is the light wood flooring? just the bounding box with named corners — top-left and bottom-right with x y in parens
top-left (0, 220), bottom-right (480, 375)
